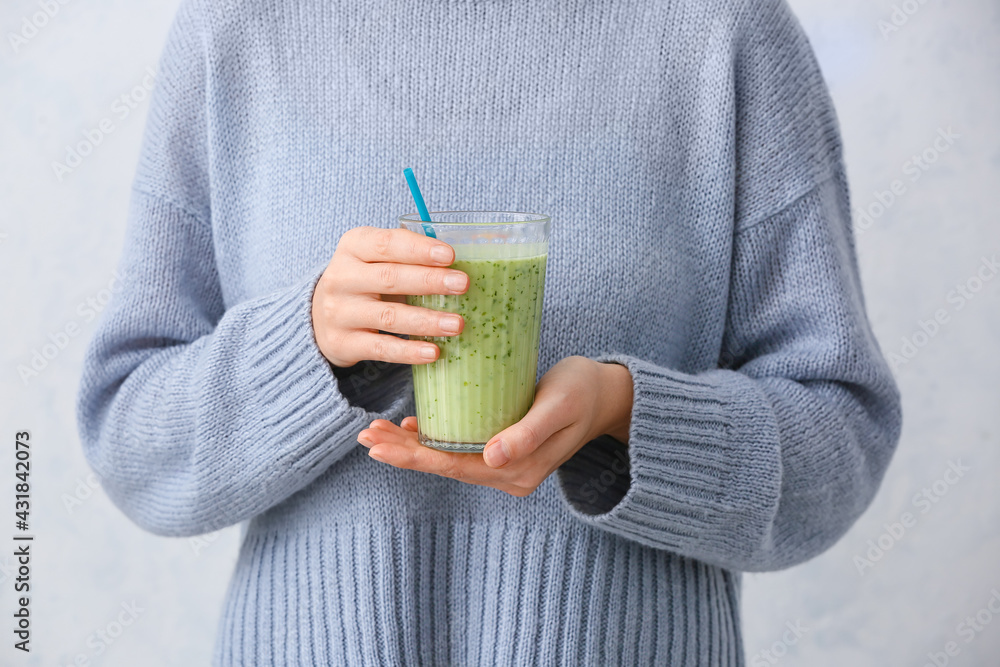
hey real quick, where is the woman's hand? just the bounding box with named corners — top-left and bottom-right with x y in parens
top-left (357, 356), bottom-right (634, 496)
top-left (312, 226), bottom-right (470, 368)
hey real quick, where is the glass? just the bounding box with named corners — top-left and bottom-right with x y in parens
top-left (400, 211), bottom-right (550, 452)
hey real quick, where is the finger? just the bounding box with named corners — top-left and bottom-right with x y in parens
top-left (367, 441), bottom-right (484, 483)
top-left (358, 422), bottom-right (418, 448)
top-left (400, 416), bottom-right (419, 432)
top-left (344, 227), bottom-right (455, 266)
top-left (482, 395), bottom-right (570, 468)
top-left (341, 331), bottom-right (440, 365)
top-left (344, 262), bottom-right (468, 296)
top-left (368, 419), bottom-right (403, 433)
top-left (367, 442), bottom-right (536, 496)
top-left (340, 299), bottom-right (464, 337)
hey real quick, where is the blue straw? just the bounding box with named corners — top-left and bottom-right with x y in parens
top-left (403, 168), bottom-right (436, 238)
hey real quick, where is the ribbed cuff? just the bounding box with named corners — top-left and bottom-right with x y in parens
top-left (557, 354), bottom-right (781, 565)
top-left (195, 265), bottom-right (410, 521)
top-left (248, 264), bottom-right (369, 461)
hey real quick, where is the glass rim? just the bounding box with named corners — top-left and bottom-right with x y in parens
top-left (398, 211), bottom-right (550, 226)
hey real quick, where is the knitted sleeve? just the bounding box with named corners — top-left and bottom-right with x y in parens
top-left (555, 2), bottom-right (902, 572)
top-left (75, 1), bottom-right (406, 537)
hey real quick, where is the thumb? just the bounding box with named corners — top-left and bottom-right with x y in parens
top-left (482, 398), bottom-right (563, 468)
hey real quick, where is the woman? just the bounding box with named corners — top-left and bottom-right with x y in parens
top-left (77, 0), bottom-right (902, 664)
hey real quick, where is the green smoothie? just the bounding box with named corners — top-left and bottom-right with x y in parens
top-left (407, 250), bottom-right (547, 451)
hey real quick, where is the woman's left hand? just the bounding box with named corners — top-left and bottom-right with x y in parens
top-left (356, 356), bottom-right (633, 497)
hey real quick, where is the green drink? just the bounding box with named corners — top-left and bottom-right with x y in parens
top-left (400, 212), bottom-right (550, 452)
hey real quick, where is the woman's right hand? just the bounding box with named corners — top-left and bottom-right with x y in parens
top-left (311, 226), bottom-right (469, 368)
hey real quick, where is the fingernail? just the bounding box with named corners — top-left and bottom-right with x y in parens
top-left (419, 345), bottom-right (437, 360)
top-left (430, 245), bottom-right (452, 264)
top-left (368, 448), bottom-right (386, 462)
top-left (441, 316), bottom-right (462, 334)
top-left (484, 439), bottom-right (510, 468)
top-left (443, 272), bottom-right (466, 292)
top-left (357, 434), bottom-right (373, 447)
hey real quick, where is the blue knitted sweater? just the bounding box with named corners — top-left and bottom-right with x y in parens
top-left (76, 0), bottom-right (902, 664)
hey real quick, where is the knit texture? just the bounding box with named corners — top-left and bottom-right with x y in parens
top-left (76, 0), bottom-right (902, 664)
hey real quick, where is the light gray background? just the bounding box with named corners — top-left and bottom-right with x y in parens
top-left (1, 0), bottom-right (997, 665)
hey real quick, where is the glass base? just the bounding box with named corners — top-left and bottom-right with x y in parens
top-left (418, 434), bottom-right (486, 453)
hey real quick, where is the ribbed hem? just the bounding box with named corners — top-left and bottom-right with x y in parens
top-left (557, 355), bottom-right (781, 569)
top-left (213, 519), bottom-right (743, 666)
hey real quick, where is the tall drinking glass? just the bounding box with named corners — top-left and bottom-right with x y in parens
top-left (400, 212), bottom-right (550, 452)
